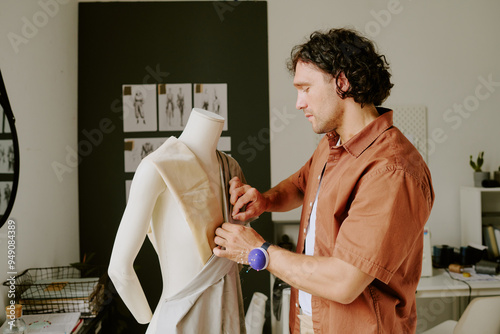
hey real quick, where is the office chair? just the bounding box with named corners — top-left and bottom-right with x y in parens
top-left (422, 296), bottom-right (500, 334)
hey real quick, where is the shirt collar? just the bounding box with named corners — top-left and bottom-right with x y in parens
top-left (326, 107), bottom-right (393, 158)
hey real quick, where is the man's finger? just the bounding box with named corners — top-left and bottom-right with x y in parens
top-left (214, 235), bottom-right (226, 247)
top-left (213, 246), bottom-right (227, 258)
top-left (232, 190), bottom-right (253, 217)
top-left (232, 211), bottom-right (251, 222)
top-left (229, 185), bottom-right (247, 206)
top-left (229, 177), bottom-right (249, 206)
top-left (229, 176), bottom-right (243, 193)
top-left (215, 226), bottom-right (230, 238)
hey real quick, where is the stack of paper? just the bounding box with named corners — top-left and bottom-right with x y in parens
top-left (0, 312), bottom-right (81, 334)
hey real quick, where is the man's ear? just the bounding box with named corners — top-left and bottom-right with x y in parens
top-left (336, 72), bottom-right (350, 93)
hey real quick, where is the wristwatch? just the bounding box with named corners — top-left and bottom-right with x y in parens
top-left (248, 242), bottom-right (271, 271)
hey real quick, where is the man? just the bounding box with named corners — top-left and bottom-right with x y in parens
top-left (214, 28), bottom-right (434, 333)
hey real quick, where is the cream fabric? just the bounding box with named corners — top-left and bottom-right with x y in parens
top-left (156, 255), bottom-right (246, 334)
top-left (145, 137), bottom-right (222, 264)
top-left (144, 137), bottom-right (248, 333)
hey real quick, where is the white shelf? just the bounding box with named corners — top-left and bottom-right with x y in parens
top-left (460, 186), bottom-right (500, 246)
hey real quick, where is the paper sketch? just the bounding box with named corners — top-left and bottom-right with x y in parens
top-left (122, 84), bottom-right (157, 132)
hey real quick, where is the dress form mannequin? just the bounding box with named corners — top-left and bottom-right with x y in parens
top-left (108, 108), bottom-right (229, 333)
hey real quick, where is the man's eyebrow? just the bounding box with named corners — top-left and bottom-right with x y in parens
top-left (293, 81), bottom-right (310, 88)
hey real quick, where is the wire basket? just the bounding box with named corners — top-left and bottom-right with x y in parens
top-left (3, 266), bottom-right (105, 318)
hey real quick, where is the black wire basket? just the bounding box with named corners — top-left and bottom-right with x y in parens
top-left (3, 266), bottom-right (105, 318)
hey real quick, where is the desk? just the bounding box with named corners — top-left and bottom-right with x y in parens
top-left (416, 269), bottom-right (500, 329)
top-left (417, 268), bottom-right (500, 299)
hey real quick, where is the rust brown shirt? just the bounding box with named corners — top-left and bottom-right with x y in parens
top-left (289, 108), bottom-right (434, 334)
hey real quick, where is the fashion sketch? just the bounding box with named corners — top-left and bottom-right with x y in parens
top-left (194, 83), bottom-right (228, 130)
top-left (0, 182), bottom-right (12, 214)
top-left (134, 91), bottom-right (145, 124)
top-left (0, 140), bottom-right (13, 173)
top-left (124, 137), bottom-right (167, 173)
top-left (122, 84), bottom-right (157, 132)
top-left (177, 87), bottom-right (185, 126)
top-left (158, 83), bottom-right (192, 131)
top-left (166, 88), bottom-right (174, 126)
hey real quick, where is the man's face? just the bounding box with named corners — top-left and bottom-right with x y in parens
top-left (293, 60), bottom-right (345, 134)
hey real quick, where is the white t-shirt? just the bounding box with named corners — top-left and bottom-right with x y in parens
top-left (298, 179), bottom-right (321, 315)
top-left (298, 138), bottom-right (339, 316)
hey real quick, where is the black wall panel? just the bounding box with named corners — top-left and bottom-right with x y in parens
top-left (78, 2), bottom-right (271, 333)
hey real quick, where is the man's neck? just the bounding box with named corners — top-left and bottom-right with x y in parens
top-left (336, 103), bottom-right (379, 143)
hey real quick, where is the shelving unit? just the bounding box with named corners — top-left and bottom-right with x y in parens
top-left (460, 186), bottom-right (500, 247)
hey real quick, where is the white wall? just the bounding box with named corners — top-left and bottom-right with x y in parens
top-left (0, 0), bottom-right (499, 327)
top-left (0, 0), bottom-right (79, 320)
top-left (0, 1), bottom-right (79, 269)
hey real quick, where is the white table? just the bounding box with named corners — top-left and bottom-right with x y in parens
top-left (417, 268), bottom-right (500, 299)
top-left (416, 268), bottom-right (500, 325)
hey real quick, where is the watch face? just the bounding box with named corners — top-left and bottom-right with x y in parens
top-left (248, 248), bottom-right (269, 271)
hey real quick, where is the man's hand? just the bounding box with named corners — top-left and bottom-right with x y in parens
top-left (229, 176), bottom-right (268, 221)
top-left (213, 222), bottom-right (265, 264)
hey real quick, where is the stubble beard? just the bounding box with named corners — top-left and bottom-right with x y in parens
top-left (312, 109), bottom-right (343, 135)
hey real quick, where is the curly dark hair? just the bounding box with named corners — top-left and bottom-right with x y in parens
top-left (287, 28), bottom-right (393, 106)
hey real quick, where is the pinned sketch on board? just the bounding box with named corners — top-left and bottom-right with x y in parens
top-left (0, 140), bottom-right (14, 173)
top-left (194, 83), bottom-right (228, 130)
top-left (124, 137), bottom-right (167, 173)
top-left (158, 83), bottom-right (192, 131)
top-left (392, 105), bottom-right (428, 162)
top-left (122, 84), bottom-right (157, 132)
top-left (0, 181), bottom-right (12, 214)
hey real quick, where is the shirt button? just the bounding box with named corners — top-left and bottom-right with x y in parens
top-left (303, 228), bottom-right (306, 234)
top-left (295, 303), bottom-right (299, 308)
top-left (318, 175), bottom-right (321, 180)
top-left (309, 202), bottom-right (313, 207)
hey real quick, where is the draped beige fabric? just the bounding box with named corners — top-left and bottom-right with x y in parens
top-left (144, 137), bottom-right (248, 333)
top-left (146, 137), bottom-right (223, 264)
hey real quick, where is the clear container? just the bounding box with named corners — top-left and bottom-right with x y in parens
top-left (3, 305), bottom-right (27, 334)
